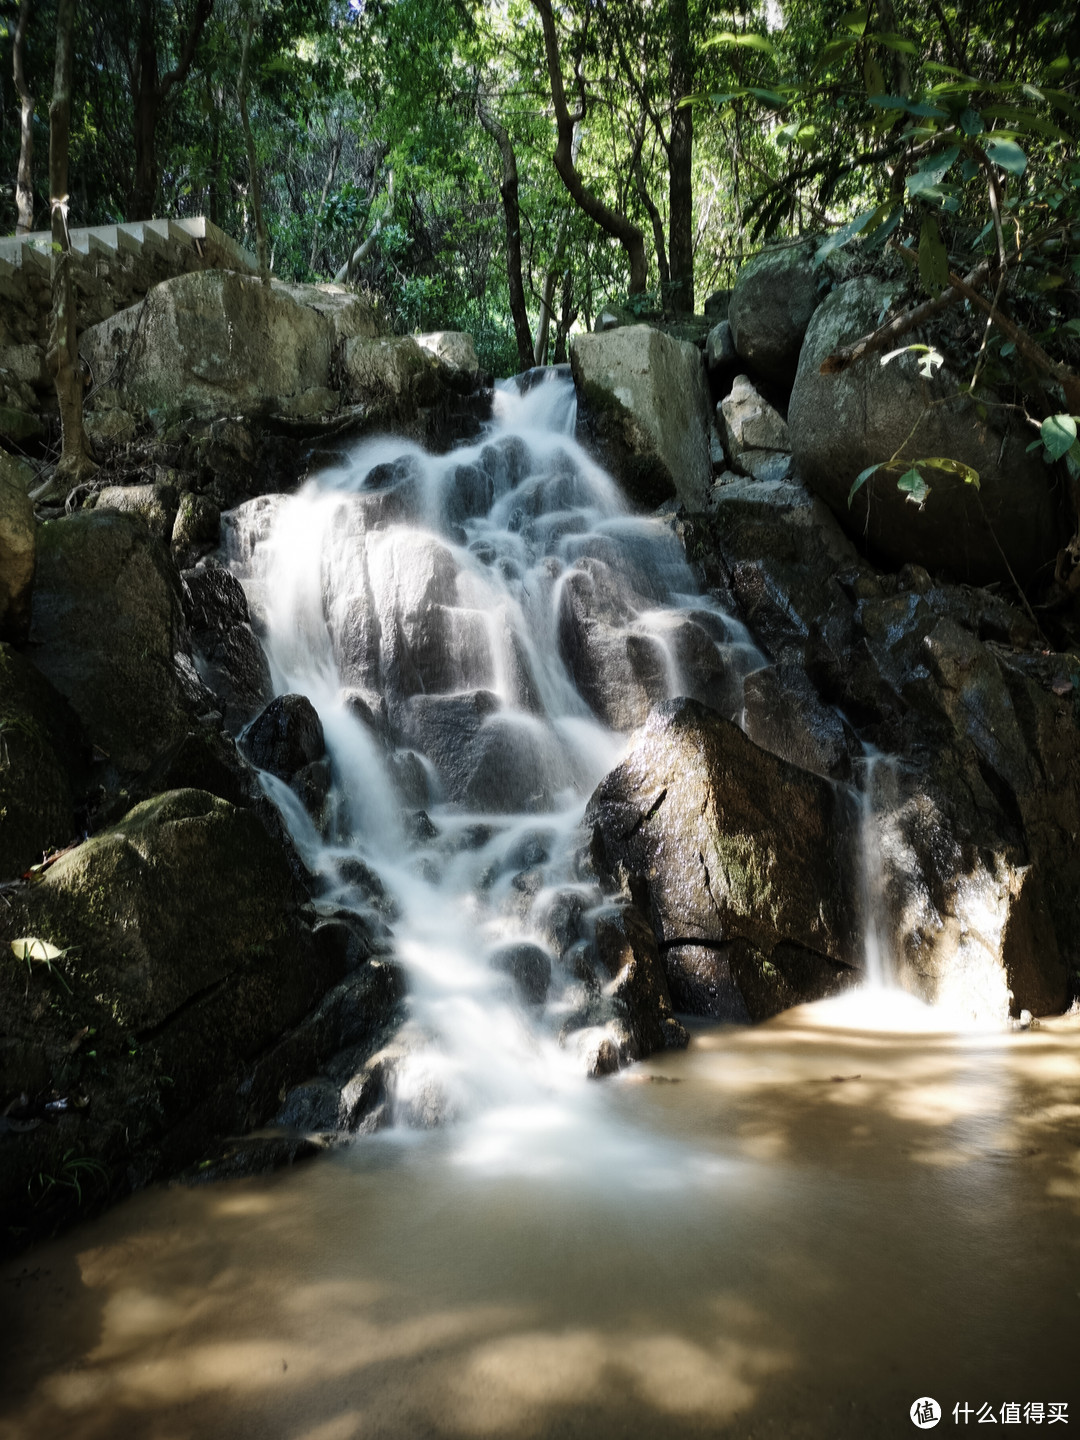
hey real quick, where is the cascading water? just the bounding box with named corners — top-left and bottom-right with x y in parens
top-left (857, 747), bottom-right (898, 990)
top-left (222, 371), bottom-right (763, 1173)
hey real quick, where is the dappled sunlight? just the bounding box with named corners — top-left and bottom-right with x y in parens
top-left (3, 1007), bottom-right (1078, 1439)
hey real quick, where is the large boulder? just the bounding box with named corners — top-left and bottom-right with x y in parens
top-left (789, 276), bottom-right (1062, 585)
top-left (29, 510), bottom-right (208, 773)
top-left (0, 788), bottom-right (349, 1239)
top-left (0, 644), bottom-right (88, 879)
top-left (586, 698), bottom-right (861, 1021)
top-left (570, 325), bottom-right (712, 510)
top-left (728, 243), bottom-right (821, 388)
top-left (340, 335), bottom-right (445, 421)
top-left (79, 270), bottom-right (336, 421)
top-left (0, 458), bottom-right (35, 642)
top-left (182, 562), bottom-right (273, 732)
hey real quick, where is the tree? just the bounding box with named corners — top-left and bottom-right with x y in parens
top-left (49, 0), bottom-right (95, 483)
top-left (13, 0), bottom-right (35, 233)
top-left (529, 0), bottom-right (648, 294)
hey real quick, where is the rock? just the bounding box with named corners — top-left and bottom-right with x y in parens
top-left (83, 409), bottom-right (137, 448)
top-left (0, 788), bottom-right (344, 1238)
top-left (0, 405), bottom-right (42, 446)
top-left (703, 289), bottom-right (731, 320)
top-left (664, 944), bottom-right (751, 1022)
top-left (789, 276), bottom-right (1061, 585)
top-left (0, 644), bottom-right (88, 879)
top-left (416, 331), bottom-right (480, 389)
top-left (272, 281), bottom-right (379, 342)
top-left (79, 270), bottom-right (335, 422)
top-left (182, 563), bottom-right (272, 731)
top-left (706, 319), bottom-right (738, 374)
top-left (171, 491), bottom-right (220, 563)
top-left (740, 450), bottom-right (795, 483)
top-left (94, 481), bottom-right (178, 540)
top-left (0, 462), bottom-right (35, 642)
top-left (592, 907), bottom-right (689, 1060)
top-left (241, 693), bottom-right (325, 780)
top-left (742, 663), bottom-right (851, 779)
top-left (586, 699), bottom-right (860, 1017)
top-left (0, 343), bottom-right (47, 389)
top-left (0, 446), bottom-right (35, 495)
top-left (340, 335), bottom-right (443, 418)
top-left (728, 242), bottom-right (821, 387)
top-left (720, 374), bottom-right (791, 460)
top-left (489, 942), bottom-right (552, 1005)
top-left (29, 511), bottom-right (205, 772)
top-left (570, 325), bottom-right (713, 510)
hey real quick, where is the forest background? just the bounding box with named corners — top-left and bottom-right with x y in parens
top-left (2, 0), bottom-right (1080, 397)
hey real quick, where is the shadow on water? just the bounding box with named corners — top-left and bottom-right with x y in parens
top-left (2, 1008), bottom-right (1078, 1440)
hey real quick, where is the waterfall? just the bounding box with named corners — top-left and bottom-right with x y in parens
top-left (857, 747), bottom-right (897, 990)
top-left (221, 370), bottom-right (763, 1161)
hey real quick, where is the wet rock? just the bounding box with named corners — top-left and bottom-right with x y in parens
top-left (592, 907), bottom-right (689, 1061)
top-left (0, 644), bottom-right (89, 880)
top-left (742, 663), bottom-right (852, 779)
top-left (30, 511), bottom-right (208, 773)
top-left (489, 942), bottom-right (552, 1005)
top-left (728, 241), bottom-right (821, 387)
top-left (664, 944), bottom-right (751, 1022)
top-left (789, 276), bottom-right (1062, 585)
top-left (171, 492), bottom-right (220, 564)
top-left (570, 325), bottom-right (712, 510)
top-left (586, 699), bottom-right (860, 977)
top-left (183, 563), bottom-right (273, 732)
top-left (242, 693), bottom-right (325, 781)
top-left (340, 335), bottom-right (444, 420)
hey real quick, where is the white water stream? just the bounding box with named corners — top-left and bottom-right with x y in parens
top-left (224, 373), bottom-right (762, 1175)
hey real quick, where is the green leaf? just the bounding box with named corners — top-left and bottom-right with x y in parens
top-left (897, 468), bottom-right (930, 504)
top-left (818, 37), bottom-right (858, 68)
top-left (813, 206), bottom-right (882, 267)
top-left (871, 34), bottom-right (919, 54)
top-left (1041, 413), bottom-right (1078, 461)
top-left (848, 464), bottom-right (882, 506)
top-left (906, 145), bottom-right (961, 196)
top-left (864, 55), bottom-right (886, 97)
top-left (979, 106), bottom-right (1071, 140)
top-left (838, 7), bottom-right (869, 34)
top-left (1045, 54), bottom-right (1071, 80)
top-left (918, 215), bottom-right (950, 298)
top-left (924, 62), bottom-right (969, 78)
top-left (959, 107), bottom-right (984, 136)
top-left (869, 95), bottom-right (949, 118)
top-left (918, 457), bottom-right (980, 487)
top-left (984, 138), bottom-right (1028, 174)
top-left (707, 31), bottom-right (776, 56)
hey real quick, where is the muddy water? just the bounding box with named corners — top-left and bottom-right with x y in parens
top-left (2, 1001), bottom-right (1078, 1440)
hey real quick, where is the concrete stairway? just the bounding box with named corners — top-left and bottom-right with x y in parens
top-left (0, 217), bottom-right (258, 342)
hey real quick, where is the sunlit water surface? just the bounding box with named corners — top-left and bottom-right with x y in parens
top-left (2, 1006), bottom-right (1078, 1440)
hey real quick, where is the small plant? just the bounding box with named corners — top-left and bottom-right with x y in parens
top-left (28, 1151), bottom-right (109, 1208)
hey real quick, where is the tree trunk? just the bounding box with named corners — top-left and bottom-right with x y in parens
top-left (530, 0), bottom-right (648, 294)
top-left (633, 154), bottom-right (670, 300)
top-left (130, 1), bottom-right (159, 219)
top-left (50, 0), bottom-right (95, 484)
top-left (13, 0), bottom-right (36, 234)
top-left (478, 105), bottom-right (533, 371)
top-left (238, 10), bottom-right (270, 283)
top-left (334, 171), bottom-right (394, 283)
top-left (129, 0), bottom-right (214, 220)
top-left (309, 126), bottom-right (343, 274)
top-left (667, 0), bottom-right (694, 313)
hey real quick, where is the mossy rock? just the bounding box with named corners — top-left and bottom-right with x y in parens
top-left (30, 510), bottom-right (200, 773)
top-left (0, 643), bottom-right (89, 880)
